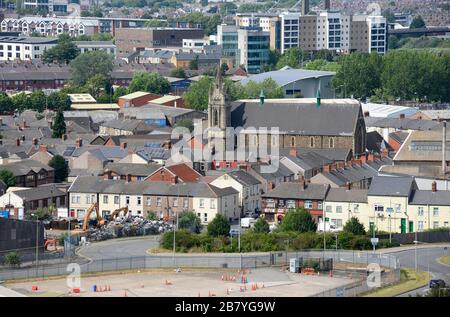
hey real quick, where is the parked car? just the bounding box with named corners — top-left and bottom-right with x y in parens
top-left (429, 279), bottom-right (446, 289)
top-left (244, 211), bottom-right (259, 219)
top-left (229, 228), bottom-right (240, 237)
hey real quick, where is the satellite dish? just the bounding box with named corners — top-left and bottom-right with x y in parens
top-left (366, 3), bottom-right (381, 16)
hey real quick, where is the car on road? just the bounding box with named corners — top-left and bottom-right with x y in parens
top-left (229, 228), bottom-right (240, 237)
top-left (429, 279), bottom-right (446, 289)
top-left (241, 217), bottom-right (256, 228)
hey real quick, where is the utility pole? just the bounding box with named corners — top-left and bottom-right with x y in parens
top-left (31, 213), bottom-right (39, 276)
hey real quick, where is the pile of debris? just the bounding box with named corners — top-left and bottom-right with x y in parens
top-left (86, 216), bottom-right (173, 242)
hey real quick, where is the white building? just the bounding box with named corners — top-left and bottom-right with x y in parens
top-left (182, 38), bottom-right (210, 51)
top-left (280, 12), bottom-right (301, 53)
top-left (0, 36), bottom-right (57, 61)
top-left (73, 41), bottom-right (117, 56)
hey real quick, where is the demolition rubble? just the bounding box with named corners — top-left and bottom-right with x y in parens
top-left (85, 216), bottom-right (173, 242)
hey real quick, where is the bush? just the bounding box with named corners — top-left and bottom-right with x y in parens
top-left (377, 239), bottom-right (400, 249)
top-left (343, 217), bottom-right (366, 236)
top-left (4, 252), bottom-right (21, 267)
top-left (279, 207), bottom-right (317, 233)
top-left (253, 217), bottom-right (270, 233)
top-left (147, 211), bottom-right (157, 221)
top-left (207, 214), bottom-right (230, 237)
top-left (178, 211), bottom-right (202, 233)
top-left (160, 229), bottom-right (200, 251)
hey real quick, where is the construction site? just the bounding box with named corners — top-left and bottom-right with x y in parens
top-left (4, 267), bottom-right (356, 297)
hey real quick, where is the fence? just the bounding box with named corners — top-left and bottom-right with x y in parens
top-left (377, 231), bottom-right (450, 244)
top-left (0, 249), bottom-right (399, 283)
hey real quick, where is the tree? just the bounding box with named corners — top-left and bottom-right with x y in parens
top-left (85, 74), bottom-right (107, 99)
top-left (28, 90), bottom-right (46, 112)
top-left (243, 78), bottom-right (284, 99)
top-left (253, 217), bottom-right (270, 233)
top-left (69, 51), bottom-right (114, 85)
top-left (0, 93), bottom-right (14, 113)
top-left (0, 170), bottom-right (16, 188)
top-left (112, 86), bottom-right (128, 102)
top-left (207, 214), bottom-right (230, 237)
top-left (332, 52), bottom-right (382, 99)
top-left (25, 207), bottom-right (52, 221)
top-left (147, 211), bottom-right (157, 221)
top-left (189, 55), bottom-right (199, 70)
top-left (42, 41), bottom-right (80, 64)
top-left (52, 110), bottom-right (66, 138)
top-left (276, 48), bottom-right (307, 69)
top-left (410, 15), bottom-right (426, 29)
top-left (11, 92), bottom-right (31, 113)
top-left (220, 62), bottom-right (229, 75)
top-left (174, 118), bottom-right (194, 132)
top-left (178, 211), bottom-right (202, 233)
top-left (279, 207), bottom-right (317, 233)
top-left (343, 217), bottom-right (366, 236)
top-left (314, 49), bottom-right (333, 61)
top-left (47, 92), bottom-right (71, 111)
top-left (265, 49), bottom-right (281, 71)
top-left (128, 72), bottom-right (170, 94)
top-left (183, 76), bottom-right (213, 110)
top-left (48, 155), bottom-right (69, 183)
top-left (170, 67), bottom-right (186, 78)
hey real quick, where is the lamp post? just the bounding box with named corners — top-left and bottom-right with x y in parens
top-left (31, 213), bottom-right (39, 275)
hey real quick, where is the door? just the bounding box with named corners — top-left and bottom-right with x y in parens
top-left (408, 221), bottom-right (414, 233)
top-left (400, 218), bottom-right (406, 234)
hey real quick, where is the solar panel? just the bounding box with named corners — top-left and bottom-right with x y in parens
top-left (63, 146), bottom-right (76, 156)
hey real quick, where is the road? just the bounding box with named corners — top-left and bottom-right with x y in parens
top-left (77, 236), bottom-right (159, 261)
top-left (382, 245), bottom-right (450, 297)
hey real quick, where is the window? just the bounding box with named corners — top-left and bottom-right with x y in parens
top-left (183, 198), bottom-right (189, 209)
top-left (444, 221), bottom-right (448, 227)
top-left (304, 200), bottom-right (313, 209)
top-left (433, 221), bottom-right (439, 229)
top-left (146, 197), bottom-right (152, 206)
top-left (199, 199), bottom-right (205, 208)
top-left (418, 221), bottom-right (424, 232)
top-left (332, 219), bottom-right (343, 228)
top-left (433, 207), bottom-right (439, 217)
top-left (353, 204), bottom-right (359, 213)
top-left (310, 137), bottom-right (315, 148)
top-left (210, 199), bottom-right (216, 209)
top-left (325, 205), bottom-right (332, 213)
top-left (114, 196), bottom-right (119, 204)
top-left (374, 204), bottom-right (384, 212)
top-left (317, 201), bottom-right (323, 210)
top-left (418, 207), bottom-right (424, 216)
top-left (204, 213), bottom-right (207, 222)
top-left (156, 197), bottom-right (162, 207)
top-left (71, 195), bottom-right (80, 204)
top-left (290, 136), bottom-right (296, 147)
top-left (286, 200), bottom-right (296, 209)
top-left (329, 138), bottom-right (334, 148)
top-left (137, 197), bottom-right (142, 206)
top-left (173, 198), bottom-right (178, 207)
top-left (126, 196), bottom-right (130, 205)
top-left (103, 195), bottom-right (108, 204)
top-left (336, 206), bottom-right (342, 213)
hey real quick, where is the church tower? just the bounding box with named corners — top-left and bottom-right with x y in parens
top-left (207, 68), bottom-right (231, 156)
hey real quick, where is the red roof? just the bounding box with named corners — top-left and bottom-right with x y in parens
top-left (166, 163), bottom-right (202, 182)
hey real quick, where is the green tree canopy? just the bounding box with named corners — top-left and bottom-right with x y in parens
top-left (52, 110), bottom-right (66, 138)
top-left (0, 92), bottom-right (14, 113)
top-left (42, 41), bottom-right (80, 64)
top-left (182, 76), bottom-right (213, 110)
top-left (410, 15), bottom-right (426, 29)
top-left (279, 207), bottom-right (317, 233)
top-left (343, 217), bottom-right (366, 236)
top-left (69, 51), bottom-right (114, 86)
top-left (242, 78), bottom-right (284, 99)
top-left (85, 74), bottom-right (108, 99)
top-left (48, 155), bottom-right (69, 183)
top-left (0, 169), bottom-right (16, 188)
top-left (178, 211), bottom-right (202, 233)
top-left (47, 92), bottom-right (71, 111)
top-left (207, 214), bottom-right (230, 237)
top-left (128, 72), bottom-right (170, 94)
top-left (276, 48), bottom-right (307, 69)
top-left (253, 217), bottom-right (270, 234)
top-left (189, 55), bottom-right (199, 70)
top-left (332, 52), bottom-right (382, 99)
top-left (174, 118), bottom-right (194, 132)
top-left (170, 67), bottom-right (187, 78)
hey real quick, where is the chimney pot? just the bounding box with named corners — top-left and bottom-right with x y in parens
top-left (399, 113), bottom-right (405, 119)
top-left (39, 144), bottom-right (48, 152)
top-left (364, 111), bottom-right (370, 117)
top-left (289, 149), bottom-right (298, 157)
top-left (16, 138), bottom-right (20, 146)
top-left (75, 138), bottom-right (82, 148)
top-left (432, 181), bottom-right (437, 192)
top-left (32, 138), bottom-right (38, 146)
top-left (120, 142), bottom-right (127, 149)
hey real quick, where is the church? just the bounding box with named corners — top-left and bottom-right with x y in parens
top-left (207, 71), bottom-right (367, 159)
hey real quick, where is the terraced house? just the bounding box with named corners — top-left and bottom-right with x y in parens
top-left (68, 176), bottom-right (239, 223)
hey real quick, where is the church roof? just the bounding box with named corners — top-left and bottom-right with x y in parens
top-left (230, 99), bottom-right (362, 136)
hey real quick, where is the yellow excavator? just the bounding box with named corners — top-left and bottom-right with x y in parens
top-left (82, 203), bottom-right (105, 231)
top-left (110, 206), bottom-right (129, 220)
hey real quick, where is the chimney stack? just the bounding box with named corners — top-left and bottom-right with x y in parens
top-left (16, 138), bottom-right (20, 146)
top-left (61, 134), bottom-right (67, 141)
top-left (364, 111), bottom-right (370, 117)
top-left (381, 148), bottom-right (389, 158)
top-left (431, 181), bottom-right (437, 192)
top-left (75, 138), bottom-right (82, 148)
top-left (22, 119), bottom-right (27, 129)
top-left (346, 182), bottom-right (351, 190)
top-left (289, 148), bottom-right (298, 157)
top-left (299, 176), bottom-right (306, 190)
top-left (39, 144), bottom-right (48, 152)
top-left (120, 142), bottom-right (127, 149)
top-left (443, 121), bottom-right (447, 176)
top-left (399, 113), bottom-right (405, 119)
top-left (32, 138), bottom-right (38, 146)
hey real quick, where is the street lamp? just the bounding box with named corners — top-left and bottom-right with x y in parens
top-left (31, 213), bottom-right (39, 275)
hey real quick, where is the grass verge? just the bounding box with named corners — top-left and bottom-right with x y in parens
top-left (363, 268), bottom-right (430, 297)
top-left (438, 255), bottom-right (450, 266)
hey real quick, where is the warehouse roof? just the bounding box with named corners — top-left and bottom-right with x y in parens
top-left (240, 67), bottom-right (335, 87)
top-left (119, 91), bottom-right (151, 100)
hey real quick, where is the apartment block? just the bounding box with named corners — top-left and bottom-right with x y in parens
top-left (0, 36), bottom-right (57, 61)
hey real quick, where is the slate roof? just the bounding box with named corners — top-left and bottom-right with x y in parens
top-left (409, 190), bottom-right (450, 206)
top-left (364, 117), bottom-right (440, 131)
top-left (100, 119), bottom-right (152, 132)
top-left (368, 176), bottom-right (416, 197)
top-left (262, 182), bottom-right (330, 200)
top-left (231, 99), bottom-right (361, 136)
top-left (279, 147), bottom-right (352, 163)
top-left (69, 176), bottom-right (237, 198)
top-left (104, 162), bottom-right (161, 176)
top-left (12, 184), bottom-right (65, 201)
top-left (324, 188), bottom-right (368, 203)
top-left (1, 159), bottom-right (53, 176)
top-left (228, 170), bottom-right (261, 186)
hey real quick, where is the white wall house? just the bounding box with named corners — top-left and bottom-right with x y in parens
top-left (0, 36), bottom-right (57, 61)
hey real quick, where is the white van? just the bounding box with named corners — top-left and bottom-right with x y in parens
top-left (241, 217), bottom-right (256, 228)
